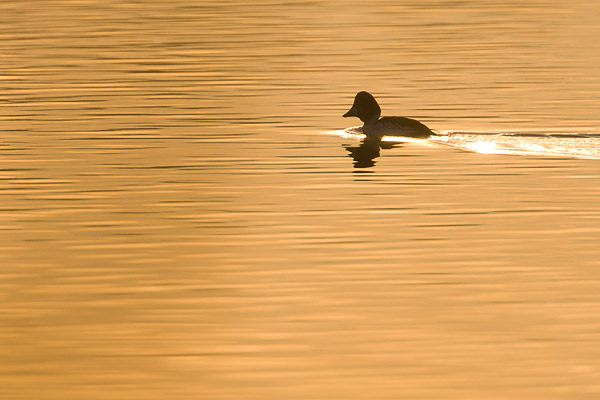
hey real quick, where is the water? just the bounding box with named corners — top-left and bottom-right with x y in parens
top-left (2, 1), bottom-right (600, 399)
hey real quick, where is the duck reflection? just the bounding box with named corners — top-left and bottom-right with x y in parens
top-left (345, 137), bottom-right (403, 168)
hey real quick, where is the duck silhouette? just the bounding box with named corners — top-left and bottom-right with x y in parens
top-left (343, 91), bottom-right (434, 139)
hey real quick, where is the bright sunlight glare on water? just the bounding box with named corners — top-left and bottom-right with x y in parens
top-left (327, 128), bottom-right (600, 159)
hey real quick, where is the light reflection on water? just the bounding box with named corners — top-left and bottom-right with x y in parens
top-left (431, 132), bottom-right (600, 159)
top-left (327, 128), bottom-right (600, 168)
top-left (2, 0), bottom-right (600, 399)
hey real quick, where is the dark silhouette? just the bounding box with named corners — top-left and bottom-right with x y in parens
top-left (345, 137), bottom-right (403, 168)
top-left (343, 91), bottom-right (434, 140)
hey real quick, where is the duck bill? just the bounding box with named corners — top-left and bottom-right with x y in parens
top-left (343, 106), bottom-right (357, 118)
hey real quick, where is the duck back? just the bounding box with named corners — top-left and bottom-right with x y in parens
top-left (377, 116), bottom-right (433, 138)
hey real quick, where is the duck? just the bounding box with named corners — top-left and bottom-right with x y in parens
top-left (343, 91), bottom-right (434, 139)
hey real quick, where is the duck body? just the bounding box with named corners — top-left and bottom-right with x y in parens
top-left (343, 91), bottom-right (434, 139)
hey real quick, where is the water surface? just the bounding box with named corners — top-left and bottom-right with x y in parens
top-left (2, 1), bottom-right (600, 399)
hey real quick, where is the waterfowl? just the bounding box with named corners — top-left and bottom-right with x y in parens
top-left (343, 91), bottom-right (434, 139)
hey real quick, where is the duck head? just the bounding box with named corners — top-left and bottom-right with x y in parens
top-left (343, 91), bottom-right (381, 123)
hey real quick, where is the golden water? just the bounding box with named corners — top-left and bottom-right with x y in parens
top-left (2, 1), bottom-right (600, 399)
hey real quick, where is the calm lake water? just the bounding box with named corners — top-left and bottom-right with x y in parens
top-left (2, 1), bottom-right (600, 399)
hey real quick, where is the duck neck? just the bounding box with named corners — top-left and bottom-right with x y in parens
top-left (362, 113), bottom-right (380, 134)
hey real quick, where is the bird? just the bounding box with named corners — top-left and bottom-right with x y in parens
top-left (343, 91), bottom-right (434, 139)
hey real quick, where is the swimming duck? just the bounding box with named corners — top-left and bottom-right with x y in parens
top-left (343, 91), bottom-right (434, 139)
